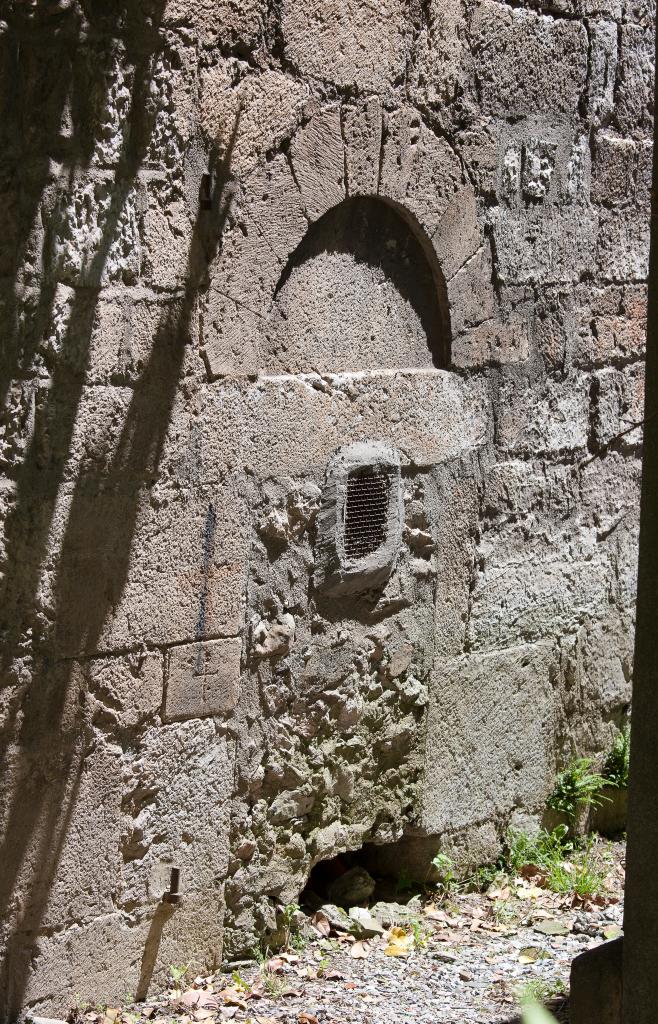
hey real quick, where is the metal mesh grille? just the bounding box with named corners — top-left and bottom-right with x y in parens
top-left (344, 470), bottom-right (389, 560)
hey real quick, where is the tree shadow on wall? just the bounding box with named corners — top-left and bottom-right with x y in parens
top-left (0, 4), bottom-right (239, 1016)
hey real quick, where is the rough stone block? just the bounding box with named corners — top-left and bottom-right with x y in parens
top-left (491, 207), bottom-right (599, 285)
top-left (120, 720), bottom-right (233, 907)
top-left (202, 371), bottom-right (490, 479)
top-left (452, 319), bottom-right (529, 368)
top-left (84, 652), bottom-right (163, 729)
top-left (290, 106), bottom-right (345, 222)
top-left (281, 0), bottom-right (408, 94)
top-left (614, 22), bottom-right (654, 138)
top-left (164, 637), bottom-right (242, 721)
top-left (596, 208), bottom-right (650, 282)
top-left (422, 643), bottom-right (561, 833)
top-left (433, 186), bottom-right (482, 282)
top-left (591, 364), bottom-right (645, 450)
top-left (201, 67), bottom-right (305, 177)
top-left (495, 373), bottom-right (590, 455)
top-left (42, 480), bottom-right (249, 656)
top-left (586, 20), bottom-right (618, 124)
top-left (139, 179), bottom-right (196, 291)
top-left (470, 1), bottom-right (588, 118)
top-left (343, 98), bottom-right (383, 196)
top-left (408, 0), bottom-right (475, 130)
top-left (591, 133), bottom-right (636, 205)
top-left (162, 0), bottom-right (266, 51)
top-left (379, 109), bottom-right (462, 238)
top-left (447, 246), bottom-right (496, 336)
top-left (570, 937), bottom-right (622, 1024)
top-left (45, 179), bottom-right (140, 288)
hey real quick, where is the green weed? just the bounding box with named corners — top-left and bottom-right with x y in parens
top-left (603, 726), bottom-right (631, 789)
top-left (431, 852), bottom-right (460, 898)
top-left (518, 977), bottom-right (566, 1006)
top-left (503, 826), bottom-right (607, 899)
top-left (547, 757), bottom-right (609, 826)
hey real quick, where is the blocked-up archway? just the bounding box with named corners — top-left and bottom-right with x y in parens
top-left (265, 196), bottom-right (450, 373)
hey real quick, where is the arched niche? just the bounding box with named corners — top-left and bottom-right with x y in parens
top-left (264, 196), bottom-right (450, 375)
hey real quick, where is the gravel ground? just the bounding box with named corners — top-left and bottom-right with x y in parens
top-left (71, 839), bottom-right (625, 1024)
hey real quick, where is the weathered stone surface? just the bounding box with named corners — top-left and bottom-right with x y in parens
top-left (201, 67), bottom-right (305, 176)
top-left (290, 107), bottom-right (345, 222)
top-left (422, 643), bottom-right (562, 833)
top-left (0, 0), bottom-right (648, 1011)
top-left (470, 2), bottom-right (588, 118)
top-left (281, 0), bottom-right (408, 94)
top-left (164, 637), bottom-right (242, 721)
top-left (342, 99), bottom-right (383, 197)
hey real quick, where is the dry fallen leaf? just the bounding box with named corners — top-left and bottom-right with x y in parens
top-left (350, 940), bottom-right (372, 959)
top-left (518, 946), bottom-right (543, 964)
top-left (298, 1014), bottom-right (319, 1024)
top-left (603, 924), bottom-right (623, 940)
top-left (384, 926), bottom-right (414, 957)
top-left (310, 912), bottom-right (331, 937)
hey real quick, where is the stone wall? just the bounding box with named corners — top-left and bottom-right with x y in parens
top-left (0, 0), bottom-right (650, 1018)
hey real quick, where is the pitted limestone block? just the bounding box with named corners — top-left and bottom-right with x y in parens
top-left (591, 364), bottom-right (645, 450)
top-left (204, 155), bottom-right (307, 340)
top-left (586, 21), bottom-right (618, 125)
top-left (210, 370), bottom-right (489, 478)
top-left (577, 309), bottom-right (646, 367)
top-left (448, 246), bottom-right (496, 336)
top-left (202, 299), bottom-right (261, 380)
top-left (43, 482), bottom-right (248, 656)
top-left (201, 67), bottom-right (305, 176)
top-left (18, 892), bottom-right (225, 1018)
top-left (490, 206), bottom-right (599, 285)
top-left (596, 208), bottom-right (650, 282)
top-left (121, 720), bottom-right (233, 907)
top-left (82, 43), bottom-right (134, 168)
top-left (453, 319), bottom-right (530, 369)
top-left (162, 0), bottom-right (266, 50)
top-left (140, 178), bottom-right (197, 290)
top-left (467, 516), bottom-right (613, 653)
top-left (635, 140), bottom-right (653, 207)
top-left (281, 0), bottom-right (408, 94)
top-left (430, 457), bottom-right (481, 660)
top-left (422, 643), bottom-right (561, 833)
top-left (614, 22), bottom-right (654, 138)
top-left (470, 1), bottom-right (588, 118)
top-left (495, 373), bottom-right (590, 455)
top-left (12, 742), bottom-right (123, 933)
top-left (86, 291), bottom-right (201, 388)
top-left (241, 156), bottom-right (309, 267)
top-left (408, 0), bottom-right (475, 128)
top-left (142, 47), bottom-right (197, 177)
top-left (290, 106), bottom-right (345, 222)
top-left (164, 638), bottom-right (241, 721)
top-left (379, 109), bottom-right (462, 238)
top-left (432, 186), bottom-right (481, 282)
top-left (250, 612), bottom-right (295, 659)
top-left (342, 98), bottom-right (383, 196)
top-left (46, 179), bottom-right (140, 287)
top-left (566, 136), bottom-right (590, 204)
top-left (85, 652), bottom-right (163, 729)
